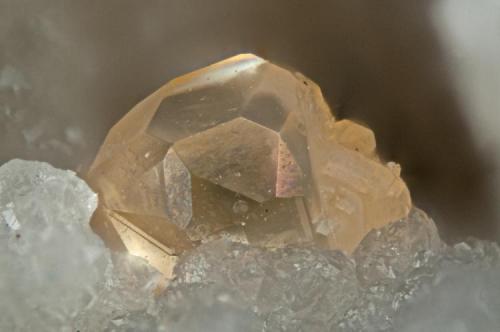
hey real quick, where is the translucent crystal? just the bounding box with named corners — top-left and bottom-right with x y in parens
top-left (88, 54), bottom-right (412, 273)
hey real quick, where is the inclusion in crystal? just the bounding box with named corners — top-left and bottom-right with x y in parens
top-left (87, 54), bottom-right (412, 273)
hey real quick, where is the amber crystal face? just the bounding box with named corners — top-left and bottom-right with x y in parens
top-left (87, 54), bottom-right (411, 275)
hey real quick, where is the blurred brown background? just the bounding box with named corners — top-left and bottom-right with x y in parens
top-left (0, 0), bottom-right (498, 242)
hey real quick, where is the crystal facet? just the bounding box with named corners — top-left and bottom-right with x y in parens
top-left (88, 54), bottom-right (412, 273)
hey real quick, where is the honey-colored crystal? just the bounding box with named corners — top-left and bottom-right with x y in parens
top-left (87, 54), bottom-right (411, 274)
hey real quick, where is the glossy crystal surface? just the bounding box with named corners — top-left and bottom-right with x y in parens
top-left (87, 54), bottom-right (412, 273)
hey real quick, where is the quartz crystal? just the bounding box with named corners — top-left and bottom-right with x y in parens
top-left (167, 208), bottom-right (441, 332)
top-left (0, 160), bottom-right (161, 332)
top-left (170, 240), bottom-right (360, 331)
top-left (109, 207), bottom-right (443, 332)
top-left (393, 239), bottom-right (500, 332)
top-left (3, 160), bottom-right (498, 331)
top-left (353, 208), bottom-right (442, 287)
top-left (73, 252), bottom-right (161, 332)
top-left (88, 54), bottom-right (412, 273)
top-left (0, 160), bottom-right (106, 330)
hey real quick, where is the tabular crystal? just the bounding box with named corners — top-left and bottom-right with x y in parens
top-left (87, 54), bottom-right (412, 274)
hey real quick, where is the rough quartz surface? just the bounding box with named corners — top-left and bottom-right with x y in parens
top-left (162, 208), bottom-right (441, 332)
top-left (0, 160), bottom-right (160, 332)
top-left (394, 239), bottom-right (500, 332)
top-left (155, 210), bottom-right (500, 332)
top-left (73, 252), bottom-right (161, 332)
top-left (101, 207), bottom-right (450, 332)
top-left (87, 54), bottom-right (412, 273)
top-left (171, 240), bottom-right (359, 331)
top-left (2, 159), bottom-right (500, 332)
top-left (0, 159), bottom-right (105, 331)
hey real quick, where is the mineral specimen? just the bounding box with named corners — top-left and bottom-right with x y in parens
top-left (88, 54), bottom-right (412, 274)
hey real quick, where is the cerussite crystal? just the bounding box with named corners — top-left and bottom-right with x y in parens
top-left (87, 54), bottom-right (411, 274)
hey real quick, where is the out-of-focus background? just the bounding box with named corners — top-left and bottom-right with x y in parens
top-left (0, 0), bottom-right (499, 243)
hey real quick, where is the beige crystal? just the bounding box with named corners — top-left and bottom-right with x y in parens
top-left (87, 54), bottom-right (411, 274)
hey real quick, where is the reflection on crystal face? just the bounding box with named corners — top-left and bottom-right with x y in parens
top-left (148, 83), bottom-right (243, 144)
top-left (173, 117), bottom-right (281, 202)
top-left (88, 54), bottom-right (412, 274)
